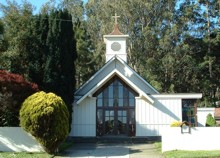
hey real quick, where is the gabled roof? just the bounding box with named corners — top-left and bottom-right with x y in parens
top-left (75, 56), bottom-right (159, 105)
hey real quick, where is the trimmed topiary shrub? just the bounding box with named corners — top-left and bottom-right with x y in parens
top-left (0, 70), bottom-right (38, 126)
top-left (20, 91), bottom-right (69, 154)
top-left (206, 113), bottom-right (216, 127)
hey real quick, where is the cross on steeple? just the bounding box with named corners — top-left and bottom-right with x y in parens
top-left (112, 12), bottom-right (120, 24)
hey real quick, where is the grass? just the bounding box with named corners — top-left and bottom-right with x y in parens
top-left (164, 150), bottom-right (220, 158)
top-left (154, 142), bottom-right (162, 151)
top-left (0, 152), bottom-right (53, 158)
top-left (154, 142), bottom-right (220, 158)
top-left (0, 139), bottom-right (74, 158)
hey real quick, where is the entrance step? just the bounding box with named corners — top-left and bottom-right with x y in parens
top-left (68, 136), bottom-right (161, 144)
top-left (97, 136), bottom-right (161, 143)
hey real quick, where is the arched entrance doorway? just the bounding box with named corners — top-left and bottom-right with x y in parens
top-left (94, 76), bottom-right (138, 136)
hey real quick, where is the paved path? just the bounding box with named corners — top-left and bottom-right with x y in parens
top-left (55, 143), bottom-right (164, 158)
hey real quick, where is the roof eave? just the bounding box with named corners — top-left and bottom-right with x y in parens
top-left (76, 69), bottom-right (155, 105)
top-left (74, 56), bottom-right (117, 95)
top-left (115, 56), bottom-right (159, 94)
top-left (151, 93), bottom-right (203, 99)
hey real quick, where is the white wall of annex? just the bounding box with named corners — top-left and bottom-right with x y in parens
top-left (136, 97), bottom-right (182, 136)
top-left (70, 97), bottom-right (96, 137)
top-left (162, 127), bottom-right (220, 152)
top-left (197, 108), bottom-right (215, 127)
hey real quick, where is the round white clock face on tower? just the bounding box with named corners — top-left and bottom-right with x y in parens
top-left (111, 42), bottom-right (121, 51)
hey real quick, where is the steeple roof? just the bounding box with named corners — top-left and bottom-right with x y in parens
top-left (109, 13), bottom-right (124, 35)
top-left (110, 24), bottom-right (124, 35)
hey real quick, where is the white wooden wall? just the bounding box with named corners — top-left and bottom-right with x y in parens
top-left (70, 97), bottom-right (96, 136)
top-left (136, 97), bottom-right (182, 136)
top-left (0, 127), bottom-right (44, 152)
top-left (197, 108), bottom-right (215, 127)
top-left (71, 96), bottom-right (183, 137)
top-left (162, 127), bottom-right (220, 152)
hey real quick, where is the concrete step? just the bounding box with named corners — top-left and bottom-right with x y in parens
top-left (68, 136), bottom-right (161, 144)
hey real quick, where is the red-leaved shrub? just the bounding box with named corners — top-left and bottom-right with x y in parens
top-left (0, 70), bottom-right (39, 126)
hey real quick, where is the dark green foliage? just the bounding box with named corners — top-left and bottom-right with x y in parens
top-left (26, 14), bottom-right (49, 87)
top-left (26, 10), bottom-right (77, 127)
top-left (206, 113), bottom-right (216, 127)
top-left (85, 0), bottom-right (220, 106)
top-left (0, 70), bottom-right (38, 126)
top-left (1, 0), bottom-right (219, 107)
top-left (20, 91), bottom-right (69, 154)
top-left (0, 1), bottom-right (34, 74)
top-left (0, 19), bottom-right (8, 53)
top-left (75, 21), bottom-right (97, 88)
top-left (1, 2), bottom-right (77, 125)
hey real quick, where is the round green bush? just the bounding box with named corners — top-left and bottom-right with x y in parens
top-left (20, 91), bottom-right (69, 153)
top-left (206, 113), bottom-right (216, 127)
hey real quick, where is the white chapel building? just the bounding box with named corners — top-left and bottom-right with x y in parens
top-left (70, 18), bottom-right (202, 138)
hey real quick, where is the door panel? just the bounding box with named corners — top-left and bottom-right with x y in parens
top-left (103, 110), bottom-right (128, 135)
top-left (96, 108), bottom-right (135, 136)
top-left (117, 110), bottom-right (127, 135)
top-left (104, 110), bottom-right (114, 135)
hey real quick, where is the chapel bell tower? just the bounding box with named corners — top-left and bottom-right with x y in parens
top-left (103, 13), bottom-right (129, 63)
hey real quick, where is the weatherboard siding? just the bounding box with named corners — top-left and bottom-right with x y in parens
top-left (136, 98), bottom-right (182, 136)
top-left (71, 96), bottom-right (186, 137)
top-left (70, 97), bottom-right (96, 136)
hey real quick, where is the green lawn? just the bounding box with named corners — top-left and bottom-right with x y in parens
top-left (0, 140), bottom-right (74, 158)
top-left (154, 142), bottom-right (220, 158)
top-left (154, 142), bottom-right (162, 151)
top-left (164, 150), bottom-right (220, 158)
top-left (0, 152), bottom-right (53, 158)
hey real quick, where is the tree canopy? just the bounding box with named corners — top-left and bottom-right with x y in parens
top-left (0, 0), bottom-right (219, 106)
top-left (0, 1), bottom-right (77, 125)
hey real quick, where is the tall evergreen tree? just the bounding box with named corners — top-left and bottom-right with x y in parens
top-left (27, 10), bottom-right (77, 125)
top-left (27, 14), bottom-right (49, 87)
top-left (74, 21), bottom-right (96, 88)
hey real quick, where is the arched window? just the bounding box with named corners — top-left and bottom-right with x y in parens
top-left (94, 76), bottom-right (138, 136)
